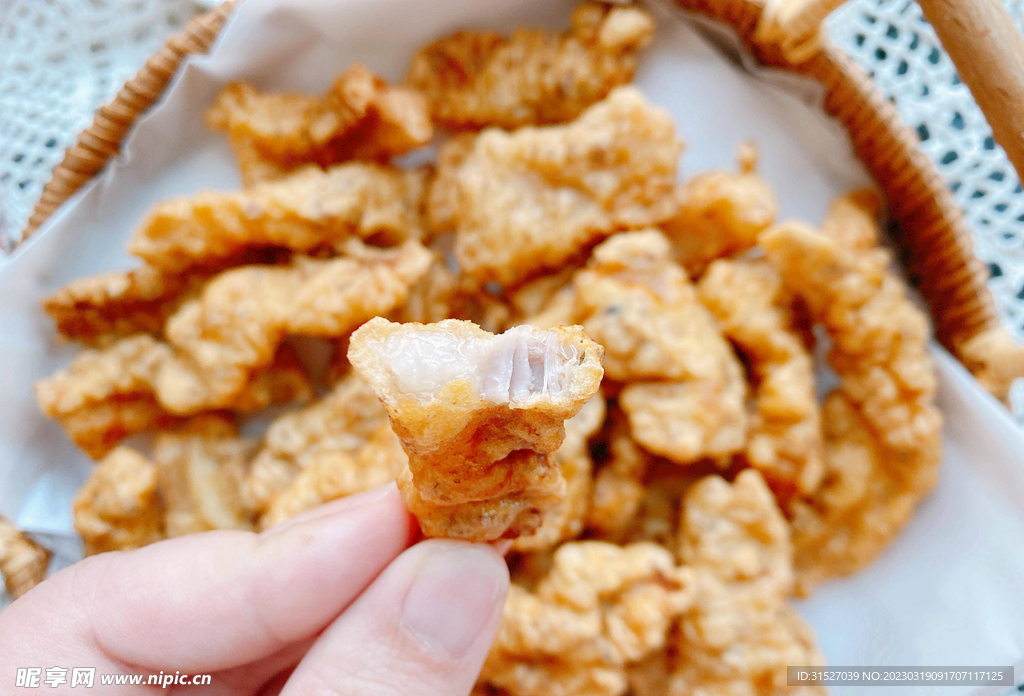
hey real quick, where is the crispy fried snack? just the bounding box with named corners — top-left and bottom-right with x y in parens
top-left (573, 230), bottom-right (748, 464)
top-left (960, 326), bottom-right (1024, 403)
top-left (478, 541), bottom-right (694, 696)
top-left (449, 88), bottom-right (681, 287)
top-left (349, 317), bottom-right (605, 541)
top-left (36, 340), bottom-right (311, 458)
top-left (408, 3), bottom-right (654, 130)
top-left (762, 192), bottom-right (942, 594)
top-left (629, 470), bottom-right (826, 696)
top-left (158, 241), bottom-right (432, 413)
top-left (129, 163), bottom-right (427, 272)
top-left (512, 394), bottom-right (606, 552)
top-left (260, 423), bottom-right (407, 528)
top-left (586, 411), bottom-right (651, 540)
top-left (73, 447), bottom-right (166, 555)
top-left (207, 64), bottom-right (432, 186)
top-left (425, 134), bottom-right (476, 237)
top-left (153, 417), bottom-right (256, 537)
top-left (0, 517), bottom-right (50, 600)
top-left (698, 258), bottom-right (824, 499)
top-left (245, 373), bottom-right (388, 515)
top-left (661, 143), bottom-right (777, 276)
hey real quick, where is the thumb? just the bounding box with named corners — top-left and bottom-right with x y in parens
top-left (281, 540), bottom-right (508, 696)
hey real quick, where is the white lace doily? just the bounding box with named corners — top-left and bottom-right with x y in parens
top-left (0, 0), bottom-right (1022, 415)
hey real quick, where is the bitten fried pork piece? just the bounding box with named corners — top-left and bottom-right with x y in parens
top-left (349, 318), bottom-right (604, 541)
top-left (629, 470), bottom-right (826, 695)
top-left (207, 64), bottom-right (432, 185)
top-left (512, 394), bottom-right (606, 552)
top-left (449, 88), bottom-right (681, 287)
top-left (573, 230), bottom-right (748, 464)
top-left (661, 143), bottom-right (777, 277)
top-left (408, 3), bottom-right (653, 130)
top-left (762, 192), bottom-right (942, 594)
top-left (0, 517), bottom-right (50, 599)
top-left (477, 541), bottom-right (693, 696)
top-left (74, 447), bottom-right (166, 555)
top-left (244, 373), bottom-right (388, 516)
top-left (36, 340), bottom-right (311, 458)
top-left (698, 258), bottom-right (824, 500)
top-left (129, 163), bottom-right (427, 272)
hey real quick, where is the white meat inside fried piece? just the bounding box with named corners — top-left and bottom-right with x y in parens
top-left (0, 517), bottom-right (51, 600)
top-left (761, 191), bottom-right (942, 594)
top-left (73, 447), bottom-right (166, 555)
top-left (129, 163), bottom-right (427, 272)
top-left (207, 64), bottom-right (432, 186)
top-left (450, 87), bottom-right (681, 287)
top-left (348, 317), bottom-right (605, 541)
top-left (698, 258), bottom-right (824, 499)
top-left (629, 470), bottom-right (826, 696)
top-left (574, 230), bottom-right (748, 464)
top-left (477, 541), bottom-right (694, 696)
top-left (407, 2), bottom-right (654, 130)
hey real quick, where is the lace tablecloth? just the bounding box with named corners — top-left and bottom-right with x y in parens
top-left (1, 0), bottom-right (1022, 417)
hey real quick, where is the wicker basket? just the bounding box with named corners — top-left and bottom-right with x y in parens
top-left (18, 0), bottom-right (1012, 372)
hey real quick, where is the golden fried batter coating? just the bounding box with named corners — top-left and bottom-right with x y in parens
top-left (245, 373), bottom-right (388, 515)
top-left (762, 192), bottom-right (942, 593)
top-left (512, 394), bottom-right (606, 552)
top-left (960, 326), bottom-right (1024, 403)
top-left (408, 3), bottom-right (654, 130)
top-left (129, 164), bottom-right (427, 272)
top-left (661, 143), bottom-right (777, 276)
top-left (573, 230), bottom-right (748, 464)
top-left (158, 241), bottom-right (432, 413)
top-left (478, 541), bottom-right (694, 696)
top-left (207, 64), bottom-right (432, 185)
top-left (36, 339), bottom-right (312, 458)
top-left (586, 411), bottom-right (651, 541)
top-left (260, 423), bottom-right (407, 528)
top-left (629, 470), bottom-right (825, 696)
top-left (349, 318), bottom-right (604, 541)
top-left (450, 88), bottom-right (681, 287)
top-left (698, 258), bottom-right (823, 499)
top-left (153, 417), bottom-right (256, 537)
top-left (73, 447), bottom-right (166, 555)
top-left (0, 517), bottom-right (50, 599)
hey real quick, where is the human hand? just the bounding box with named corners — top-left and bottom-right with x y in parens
top-left (0, 483), bottom-right (509, 695)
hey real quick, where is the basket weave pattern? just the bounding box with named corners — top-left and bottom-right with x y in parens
top-left (23, 0), bottom-right (1000, 368)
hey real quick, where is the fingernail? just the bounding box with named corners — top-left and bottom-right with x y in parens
top-left (401, 544), bottom-right (508, 659)
top-left (262, 483), bottom-right (402, 536)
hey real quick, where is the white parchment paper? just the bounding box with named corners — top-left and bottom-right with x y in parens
top-left (1, 0), bottom-right (1022, 692)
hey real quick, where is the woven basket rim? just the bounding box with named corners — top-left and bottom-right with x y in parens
top-left (21, 0), bottom-right (1003, 373)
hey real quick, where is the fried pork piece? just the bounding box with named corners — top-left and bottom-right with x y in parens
top-left (408, 3), bottom-right (654, 130)
top-left (0, 517), bottom-right (50, 599)
top-left (154, 416), bottom-right (256, 537)
top-left (960, 326), bottom-right (1024, 403)
top-left (661, 143), bottom-right (777, 276)
top-left (260, 423), bottom-right (407, 528)
top-left (245, 373), bottom-right (387, 515)
top-left (512, 395), bottom-right (606, 552)
top-left (36, 339), bottom-right (311, 458)
top-left (348, 317), bottom-right (604, 541)
top-left (585, 411), bottom-right (650, 540)
top-left (477, 541), bottom-right (694, 696)
top-left (74, 447), bottom-right (166, 555)
top-left (129, 163), bottom-right (427, 272)
top-left (158, 241), bottom-right (432, 413)
top-left (698, 258), bottom-right (824, 499)
top-left (573, 230), bottom-right (748, 464)
top-left (450, 87), bottom-right (681, 287)
top-left (761, 193), bottom-right (942, 594)
top-left (629, 470), bottom-right (826, 696)
top-left (207, 64), bottom-right (432, 186)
